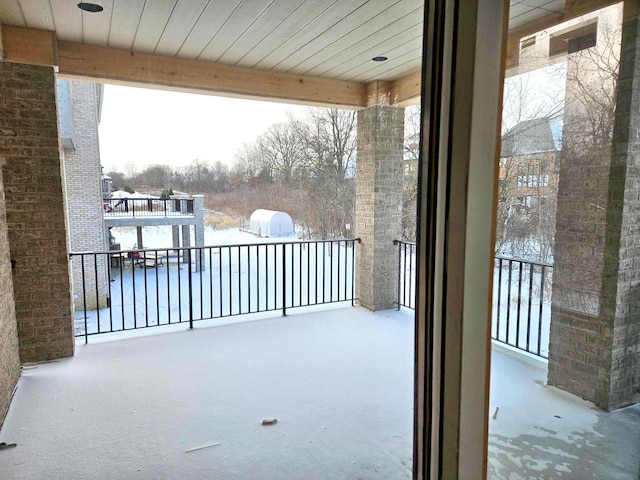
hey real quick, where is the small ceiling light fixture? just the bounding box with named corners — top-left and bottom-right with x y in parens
top-left (77, 2), bottom-right (104, 12)
top-left (372, 56), bottom-right (388, 62)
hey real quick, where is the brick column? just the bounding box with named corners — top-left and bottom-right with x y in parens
top-left (0, 159), bottom-right (20, 423)
top-left (172, 225), bottom-right (180, 250)
top-left (355, 105), bottom-right (404, 311)
top-left (181, 224), bottom-right (191, 263)
top-left (193, 195), bottom-right (205, 272)
top-left (548, 9), bottom-right (640, 409)
top-left (0, 63), bottom-right (74, 362)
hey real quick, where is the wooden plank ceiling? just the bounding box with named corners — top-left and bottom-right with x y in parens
top-left (0, 0), bottom-right (568, 84)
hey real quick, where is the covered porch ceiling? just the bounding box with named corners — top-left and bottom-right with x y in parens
top-left (0, 0), bottom-right (622, 108)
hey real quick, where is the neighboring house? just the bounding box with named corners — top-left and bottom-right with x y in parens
top-left (497, 117), bottom-right (562, 260)
top-left (499, 117), bottom-right (561, 211)
top-left (57, 80), bottom-right (110, 310)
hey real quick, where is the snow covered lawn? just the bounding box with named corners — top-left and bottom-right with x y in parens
top-left (74, 227), bottom-right (356, 340)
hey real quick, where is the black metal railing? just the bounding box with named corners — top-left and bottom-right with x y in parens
top-left (103, 198), bottom-right (194, 217)
top-left (393, 239), bottom-right (553, 359)
top-left (493, 256), bottom-right (552, 358)
top-left (70, 238), bottom-right (360, 342)
top-left (393, 240), bottom-right (416, 310)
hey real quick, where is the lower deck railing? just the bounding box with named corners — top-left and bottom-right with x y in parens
top-left (70, 239), bottom-right (359, 342)
top-left (393, 239), bottom-right (553, 359)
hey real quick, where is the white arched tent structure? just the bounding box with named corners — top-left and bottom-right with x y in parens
top-left (249, 209), bottom-right (294, 237)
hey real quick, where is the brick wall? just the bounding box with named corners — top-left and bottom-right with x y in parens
top-left (607, 16), bottom-right (640, 408)
top-left (0, 159), bottom-right (20, 426)
top-left (548, 7), bottom-right (640, 410)
top-left (0, 62), bottom-right (74, 362)
top-left (355, 105), bottom-right (404, 311)
top-left (60, 80), bottom-right (109, 310)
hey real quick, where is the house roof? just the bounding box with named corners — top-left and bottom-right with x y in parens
top-left (501, 117), bottom-right (562, 157)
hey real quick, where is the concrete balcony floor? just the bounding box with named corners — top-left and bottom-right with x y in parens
top-left (0, 307), bottom-right (638, 479)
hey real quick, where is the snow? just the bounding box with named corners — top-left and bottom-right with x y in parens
top-left (1, 308), bottom-right (638, 479)
top-left (492, 260), bottom-right (552, 357)
top-left (110, 190), bottom-right (159, 199)
top-left (488, 343), bottom-right (640, 479)
top-left (112, 225), bottom-right (294, 250)
top-left (0, 308), bottom-right (415, 480)
top-left (75, 227), bottom-right (355, 340)
top-left (397, 247), bottom-right (551, 357)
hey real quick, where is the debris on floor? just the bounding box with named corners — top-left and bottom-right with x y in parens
top-left (185, 443), bottom-right (221, 453)
top-left (492, 407), bottom-right (499, 420)
top-left (0, 443), bottom-right (17, 450)
top-left (262, 418), bottom-right (278, 425)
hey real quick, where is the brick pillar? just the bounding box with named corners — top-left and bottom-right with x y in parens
top-left (548, 8), bottom-right (640, 409)
top-left (355, 105), bottom-right (404, 311)
top-left (182, 225), bottom-right (191, 263)
top-left (0, 63), bottom-right (74, 362)
top-left (193, 195), bottom-right (205, 272)
top-left (136, 226), bottom-right (143, 249)
top-left (172, 225), bottom-right (180, 256)
top-left (0, 159), bottom-right (20, 423)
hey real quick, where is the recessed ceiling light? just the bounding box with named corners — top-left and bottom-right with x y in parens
top-left (77, 2), bottom-right (104, 12)
top-left (372, 56), bottom-right (388, 62)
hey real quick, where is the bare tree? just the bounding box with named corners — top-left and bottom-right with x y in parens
top-left (563, 17), bottom-right (620, 158)
top-left (257, 121), bottom-right (306, 185)
top-left (402, 105), bottom-right (420, 241)
top-left (122, 160), bottom-right (139, 183)
top-left (179, 159), bottom-right (212, 192)
top-left (138, 164), bottom-right (172, 189)
top-left (295, 108), bottom-right (357, 238)
top-left (105, 170), bottom-right (126, 191)
top-left (231, 142), bottom-right (269, 186)
top-left (226, 108), bottom-right (357, 238)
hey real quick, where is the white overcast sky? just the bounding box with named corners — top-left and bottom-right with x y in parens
top-left (98, 84), bottom-right (308, 173)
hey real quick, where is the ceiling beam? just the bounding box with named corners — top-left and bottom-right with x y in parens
top-left (366, 80), bottom-right (393, 106)
top-left (1, 25), bottom-right (367, 109)
top-left (2, 25), bottom-right (57, 66)
top-left (391, 71), bottom-right (421, 107)
top-left (56, 41), bottom-right (366, 109)
top-left (365, 73), bottom-right (422, 108)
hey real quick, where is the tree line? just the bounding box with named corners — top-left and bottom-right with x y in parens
top-left (107, 106), bottom-right (421, 241)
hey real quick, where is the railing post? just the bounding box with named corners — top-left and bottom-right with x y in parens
top-left (282, 243), bottom-right (287, 316)
top-left (188, 248), bottom-right (194, 329)
top-left (77, 254), bottom-right (88, 344)
top-left (393, 240), bottom-right (401, 310)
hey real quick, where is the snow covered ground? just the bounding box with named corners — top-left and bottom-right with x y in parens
top-left (1, 308), bottom-right (415, 480)
top-left (398, 248), bottom-right (552, 358)
top-left (74, 227), bottom-right (356, 341)
top-left (492, 260), bottom-right (552, 358)
top-left (111, 224), bottom-right (296, 250)
top-left (2, 308), bottom-right (638, 479)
